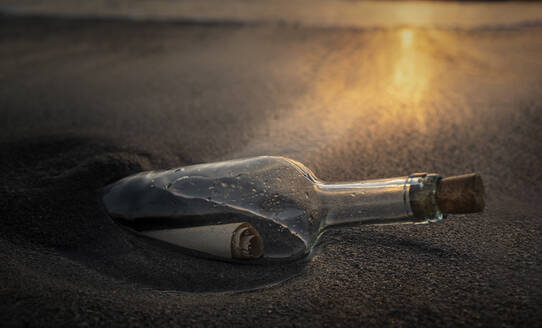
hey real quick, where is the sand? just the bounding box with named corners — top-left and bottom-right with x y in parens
top-left (1, 15), bottom-right (541, 326)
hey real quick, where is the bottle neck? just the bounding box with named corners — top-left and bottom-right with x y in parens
top-left (317, 173), bottom-right (444, 229)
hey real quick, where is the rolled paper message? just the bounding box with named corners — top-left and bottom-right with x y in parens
top-left (141, 222), bottom-right (263, 260)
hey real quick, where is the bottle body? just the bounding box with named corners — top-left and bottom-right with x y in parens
top-left (103, 156), bottom-right (444, 261)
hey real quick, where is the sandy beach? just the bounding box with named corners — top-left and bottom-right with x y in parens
top-left (1, 4), bottom-right (541, 327)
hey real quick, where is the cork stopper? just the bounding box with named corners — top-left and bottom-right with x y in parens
top-left (436, 173), bottom-right (485, 214)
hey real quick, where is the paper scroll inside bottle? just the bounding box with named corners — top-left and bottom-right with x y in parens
top-left (141, 222), bottom-right (263, 260)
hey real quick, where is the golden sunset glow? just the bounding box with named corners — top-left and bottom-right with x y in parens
top-left (391, 28), bottom-right (431, 105)
top-left (400, 29), bottom-right (413, 49)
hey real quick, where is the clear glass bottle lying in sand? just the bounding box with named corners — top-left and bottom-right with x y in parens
top-left (103, 156), bottom-right (484, 262)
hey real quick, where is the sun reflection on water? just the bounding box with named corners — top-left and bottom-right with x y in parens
top-left (400, 29), bottom-right (413, 49)
top-left (240, 27), bottom-right (444, 157)
top-left (387, 28), bottom-right (437, 132)
top-left (391, 28), bottom-right (431, 105)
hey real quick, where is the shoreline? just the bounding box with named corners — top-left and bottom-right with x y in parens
top-left (2, 0), bottom-right (542, 30)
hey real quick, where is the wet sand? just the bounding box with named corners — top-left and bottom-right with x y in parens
top-left (1, 15), bottom-right (541, 326)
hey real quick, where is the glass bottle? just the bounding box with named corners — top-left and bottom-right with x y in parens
top-left (103, 156), bottom-right (484, 262)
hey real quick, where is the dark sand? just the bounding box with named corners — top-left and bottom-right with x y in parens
top-left (1, 15), bottom-right (541, 326)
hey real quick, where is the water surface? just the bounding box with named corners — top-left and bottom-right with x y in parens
top-left (2, 0), bottom-right (542, 29)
